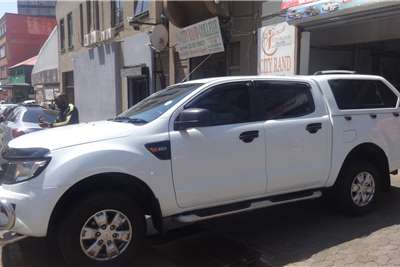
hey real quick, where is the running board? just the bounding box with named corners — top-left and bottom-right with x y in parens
top-left (174, 190), bottom-right (322, 223)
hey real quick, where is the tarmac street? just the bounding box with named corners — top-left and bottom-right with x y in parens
top-left (2, 175), bottom-right (400, 267)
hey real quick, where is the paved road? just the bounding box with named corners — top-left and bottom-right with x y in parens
top-left (3, 175), bottom-right (400, 267)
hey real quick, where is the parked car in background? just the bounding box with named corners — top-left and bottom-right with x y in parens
top-left (22, 100), bottom-right (36, 105)
top-left (0, 105), bottom-right (58, 153)
top-left (0, 104), bottom-right (17, 116)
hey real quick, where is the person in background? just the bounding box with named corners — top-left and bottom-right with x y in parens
top-left (39, 94), bottom-right (79, 128)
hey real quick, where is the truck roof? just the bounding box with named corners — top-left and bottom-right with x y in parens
top-left (182, 74), bottom-right (384, 86)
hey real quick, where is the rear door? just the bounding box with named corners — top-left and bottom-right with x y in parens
top-left (254, 80), bottom-right (332, 193)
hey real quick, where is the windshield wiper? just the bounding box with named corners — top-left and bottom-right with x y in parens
top-left (113, 116), bottom-right (131, 121)
top-left (113, 116), bottom-right (148, 124)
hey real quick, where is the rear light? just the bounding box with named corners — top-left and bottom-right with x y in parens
top-left (12, 129), bottom-right (25, 138)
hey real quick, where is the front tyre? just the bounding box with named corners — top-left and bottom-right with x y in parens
top-left (333, 160), bottom-right (382, 215)
top-left (58, 193), bottom-right (145, 267)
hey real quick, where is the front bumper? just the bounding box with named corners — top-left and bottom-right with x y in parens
top-left (0, 185), bottom-right (60, 237)
top-left (0, 201), bottom-right (26, 245)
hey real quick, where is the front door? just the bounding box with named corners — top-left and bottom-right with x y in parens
top-left (170, 81), bottom-right (267, 208)
top-left (127, 76), bottom-right (149, 108)
top-left (254, 81), bottom-right (331, 193)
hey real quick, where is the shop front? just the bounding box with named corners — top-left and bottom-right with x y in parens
top-left (285, 0), bottom-right (400, 88)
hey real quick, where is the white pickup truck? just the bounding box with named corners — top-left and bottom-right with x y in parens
top-left (0, 72), bottom-right (399, 266)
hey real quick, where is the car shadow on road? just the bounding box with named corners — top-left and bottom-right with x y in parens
top-left (3, 185), bottom-right (400, 267)
top-left (197, 186), bottom-right (400, 266)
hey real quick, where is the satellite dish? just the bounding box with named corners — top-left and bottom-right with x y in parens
top-left (150, 25), bottom-right (169, 51)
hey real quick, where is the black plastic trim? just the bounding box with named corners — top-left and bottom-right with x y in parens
top-left (145, 141), bottom-right (171, 160)
top-left (180, 189), bottom-right (322, 218)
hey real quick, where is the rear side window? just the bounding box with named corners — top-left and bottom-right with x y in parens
top-left (7, 108), bottom-right (22, 122)
top-left (329, 79), bottom-right (398, 110)
top-left (255, 82), bottom-right (315, 120)
top-left (22, 108), bottom-right (57, 123)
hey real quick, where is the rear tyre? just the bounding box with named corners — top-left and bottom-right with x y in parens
top-left (332, 160), bottom-right (382, 215)
top-left (58, 193), bottom-right (145, 267)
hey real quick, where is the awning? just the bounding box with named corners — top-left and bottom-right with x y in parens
top-left (1, 83), bottom-right (31, 89)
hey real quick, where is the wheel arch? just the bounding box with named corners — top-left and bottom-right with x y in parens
top-left (337, 142), bottom-right (391, 190)
top-left (47, 172), bottom-right (163, 237)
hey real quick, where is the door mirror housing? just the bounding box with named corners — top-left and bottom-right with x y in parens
top-left (174, 108), bottom-right (212, 131)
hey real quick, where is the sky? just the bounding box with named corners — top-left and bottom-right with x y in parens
top-left (0, 1), bottom-right (17, 18)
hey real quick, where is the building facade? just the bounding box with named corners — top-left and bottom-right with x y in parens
top-left (5, 56), bottom-right (37, 103)
top-left (57, 0), bottom-right (262, 122)
top-left (57, 0), bottom-right (168, 121)
top-left (32, 27), bottom-right (59, 105)
top-left (0, 13), bottom-right (56, 102)
top-left (17, 0), bottom-right (56, 17)
top-left (260, 0), bottom-right (400, 88)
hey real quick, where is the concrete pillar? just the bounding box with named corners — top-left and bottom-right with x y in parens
top-left (299, 31), bottom-right (311, 75)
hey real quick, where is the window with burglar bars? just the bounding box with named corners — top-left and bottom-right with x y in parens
top-left (111, 0), bottom-right (123, 27)
top-left (134, 0), bottom-right (149, 17)
top-left (67, 12), bottom-right (73, 49)
top-left (59, 18), bottom-right (65, 52)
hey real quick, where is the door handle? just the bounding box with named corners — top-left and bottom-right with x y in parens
top-left (239, 130), bottom-right (259, 143)
top-left (306, 123), bottom-right (322, 134)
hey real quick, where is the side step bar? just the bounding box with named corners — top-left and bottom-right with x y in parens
top-left (174, 190), bottom-right (322, 223)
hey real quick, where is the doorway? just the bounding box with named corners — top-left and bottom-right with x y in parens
top-left (127, 76), bottom-right (149, 108)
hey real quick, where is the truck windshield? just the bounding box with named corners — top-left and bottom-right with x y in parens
top-left (115, 83), bottom-right (204, 124)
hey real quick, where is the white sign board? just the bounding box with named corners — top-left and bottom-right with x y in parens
top-left (44, 88), bottom-right (55, 100)
top-left (176, 17), bottom-right (224, 60)
top-left (258, 22), bottom-right (297, 76)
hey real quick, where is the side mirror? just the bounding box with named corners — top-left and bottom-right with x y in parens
top-left (174, 108), bottom-right (212, 131)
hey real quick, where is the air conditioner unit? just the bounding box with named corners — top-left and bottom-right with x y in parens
top-left (100, 30), bottom-right (107, 42)
top-left (83, 34), bottom-right (91, 47)
top-left (90, 30), bottom-right (101, 44)
top-left (103, 28), bottom-right (115, 41)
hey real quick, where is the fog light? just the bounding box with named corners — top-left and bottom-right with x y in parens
top-left (0, 200), bottom-right (15, 230)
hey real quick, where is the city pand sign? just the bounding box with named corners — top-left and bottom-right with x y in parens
top-left (175, 17), bottom-right (225, 60)
top-left (258, 22), bottom-right (297, 76)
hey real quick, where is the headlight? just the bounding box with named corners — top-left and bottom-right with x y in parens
top-left (2, 159), bottom-right (50, 184)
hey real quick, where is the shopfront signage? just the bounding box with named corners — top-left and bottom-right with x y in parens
top-left (281, 0), bottom-right (317, 10)
top-left (176, 17), bottom-right (224, 60)
top-left (258, 22), bottom-right (297, 76)
top-left (286, 0), bottom-right (382, 23)
top-left (44, 88), bottom-right (55, 100)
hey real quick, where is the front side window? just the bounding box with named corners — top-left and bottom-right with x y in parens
top-left (255, 81), bottom-right (315, 120)
top-left (116, 83), bottom-right (204, 124)
top-left (186, 82), bottom-right (251, 126)
top-left (329, 79), bottom-right (398, 110)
